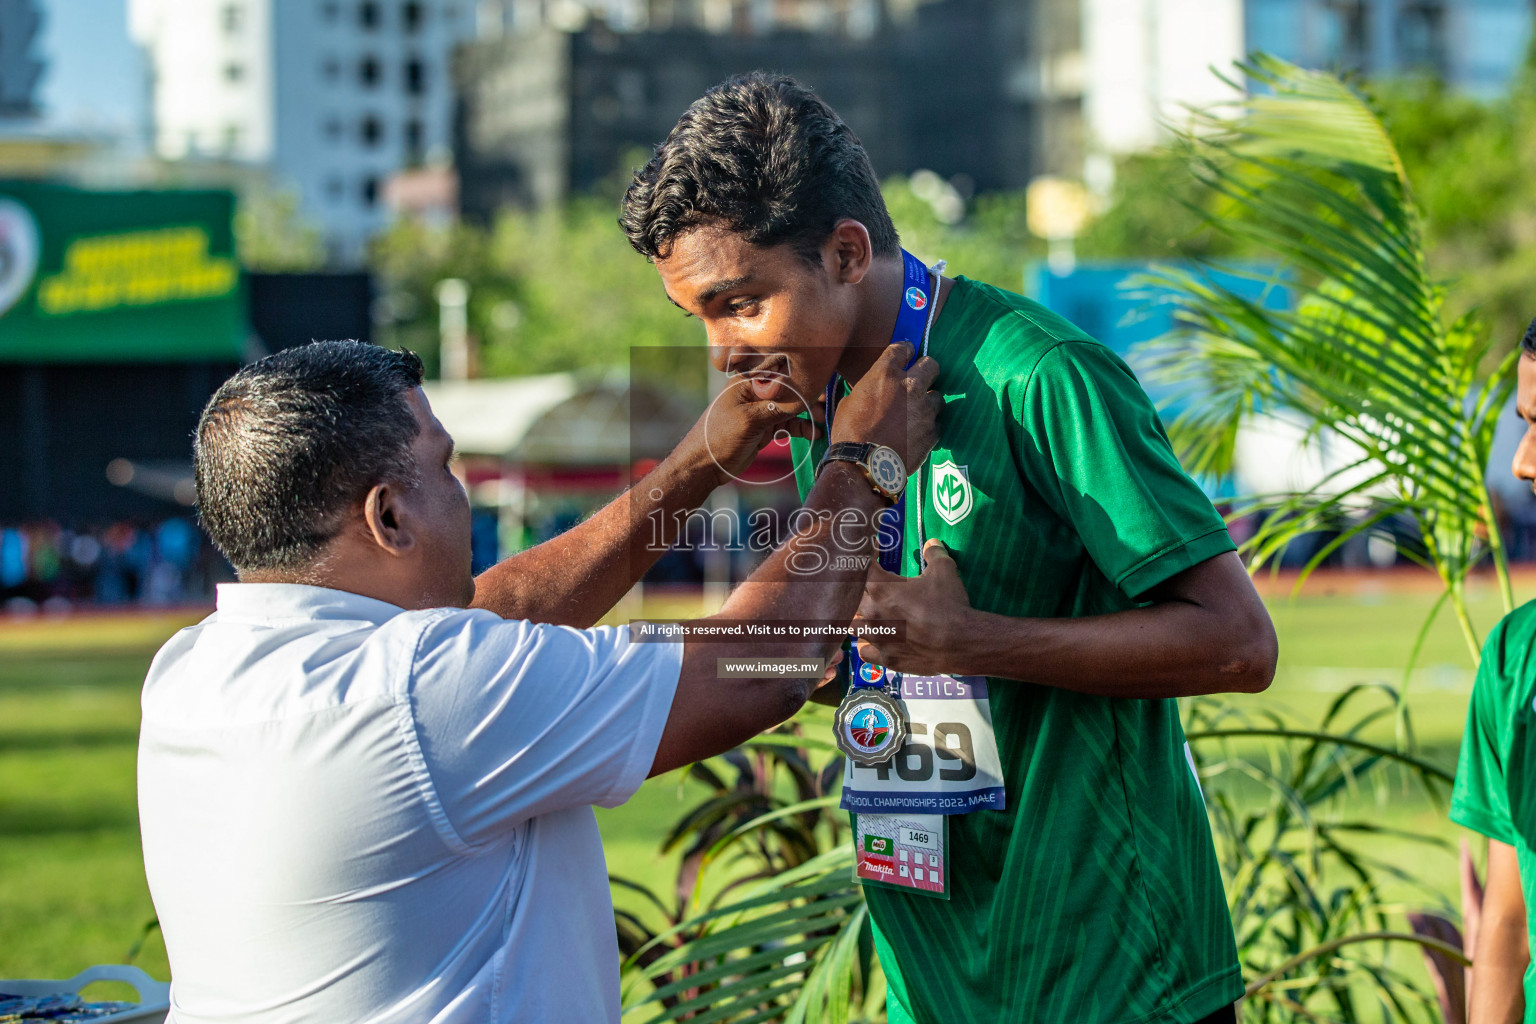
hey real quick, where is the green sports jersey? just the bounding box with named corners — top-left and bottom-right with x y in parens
top-left (1451, 600), bottom-right (1536, 1007)
top-left (792, 278), bottom-right (1243, 1024)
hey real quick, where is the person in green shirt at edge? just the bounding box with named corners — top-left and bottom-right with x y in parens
top-left (1453, 319), bottom-right (1536, 1023)
top-left (620, 72), bottom-right (1279, 1024)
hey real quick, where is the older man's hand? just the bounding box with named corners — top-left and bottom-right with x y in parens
top-left (674, 373), bottom-right (819, 487)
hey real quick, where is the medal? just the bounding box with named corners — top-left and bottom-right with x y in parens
top-left (835, 660), bottom-right (909, 766)
top-left (826, 249), bottom-right (932, 769)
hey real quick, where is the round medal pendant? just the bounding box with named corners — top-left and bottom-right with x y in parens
top-left (835, 687), bottom-right (909, 766)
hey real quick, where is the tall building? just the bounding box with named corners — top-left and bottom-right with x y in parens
top-left (455, 0), bottom-right (1062, 219)
top-left (1077, 0), bottom-right (1532, 187)
top-left (1080, 0), bottom-right (1245, 158)
top-left (1245, 0), bottom-right (1533, 98)
top-left (130, 0), bottom-right (475, 262)
top-left (472, 0), bottom-right (891, 36)
top-left (0, 0), bottom-right (45, 120)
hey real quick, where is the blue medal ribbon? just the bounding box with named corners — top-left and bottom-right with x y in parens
top-left (825, 248), bottom-right (931, 691)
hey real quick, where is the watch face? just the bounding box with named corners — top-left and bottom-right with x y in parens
top-left (866, 446), bottom-right (907, 495)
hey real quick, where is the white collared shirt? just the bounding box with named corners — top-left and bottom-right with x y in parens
top-left (138, 583), bottom-right (682, 1024)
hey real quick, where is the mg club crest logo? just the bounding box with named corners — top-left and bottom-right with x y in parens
top-left (904, 286), bottom-right (927, 311)
top-left (0, 199), bottom-right (40, 319)
top-left (844, 702), bottom-right (894, 753)
top-left (931, 459), bottom-right (974, 525)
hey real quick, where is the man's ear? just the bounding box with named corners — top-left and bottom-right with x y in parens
top-left (361, 482), bottom-right (415, 556)
top-left (825, 219), bottom-right (874, 285)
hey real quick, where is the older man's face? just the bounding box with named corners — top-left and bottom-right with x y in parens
top-left (401, 389), bottom-right (475, 608)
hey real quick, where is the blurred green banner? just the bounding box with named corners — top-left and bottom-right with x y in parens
top-left (0, 181), bottom-right (244, 362)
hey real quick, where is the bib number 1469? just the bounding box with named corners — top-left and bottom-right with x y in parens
top-left (840, 673), bottom-right (1005, 816)
top-left (853, 721), bottom-right (977, 784)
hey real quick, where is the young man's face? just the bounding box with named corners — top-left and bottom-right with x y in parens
top-left (1513, 354), bottom-right (1536, 491)
top-left (656, 223), bottom-right (863, 407)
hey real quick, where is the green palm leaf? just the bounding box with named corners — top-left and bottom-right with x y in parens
top-left (1139, 55), bottom-right (1516, 660)
top-left (622, 845), bottom-right (867, 1024)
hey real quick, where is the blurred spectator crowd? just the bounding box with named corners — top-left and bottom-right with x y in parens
top-left (0, 519), bottom-right (230, 614)
top-left (7, 500), bottom-right (1536, 615)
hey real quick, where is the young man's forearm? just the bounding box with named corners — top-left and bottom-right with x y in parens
top-left (470, 442), bottom-right (719, 627)
top-left (1471, 959), bottom-right (1527, 1024)
top-left (942, 554), bottom-right (1275, 698)
top-left (958, 600), bottom-right (1274, 698)
top-left (1471, 839), bottom-right (1529, 1024)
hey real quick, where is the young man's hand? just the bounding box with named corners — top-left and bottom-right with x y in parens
top-left (853, 539), bottom-right (975, 674)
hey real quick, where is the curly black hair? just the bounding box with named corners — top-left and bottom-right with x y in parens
top-left (620, 71), bottom-right (898, 267)
top-left (1522, 316), bottom-right (1536, 357)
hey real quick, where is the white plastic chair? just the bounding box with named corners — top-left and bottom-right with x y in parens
top-left (0, 964), bottom-right (170, 1023)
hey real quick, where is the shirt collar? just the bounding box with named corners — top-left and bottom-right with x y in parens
top-left (214, 583), bottom-right (406, 626)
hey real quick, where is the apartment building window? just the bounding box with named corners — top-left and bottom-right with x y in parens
top-left (327, 177), bottom-right (345, 202)
top-left (324, 117), bottom-right (343, 141)
top-left (1319, 0), bottom-right (1370, 68)
top-left (403, 2), bottom-right (424, 32)
top-left (360, 115), bottom-right (383, 147)
top-left (323, 57), bottom-right (340, 81)
top-left (404, 58), bottom-right (425, 95)
top-left (224, 62), bottom-right (245, 83)
top-left (1398, 2), bottom-right (1447, 71)
top-left (404, 119), bottom-right (424, 161)
top-left (222, 125), bottom-right (242, 152)
top-left (360, 55), bottom-right (382, 87)
top-left (322, 2), bottom-right (340, 22)
top-left (222, 4), bottom-right (243, 33)
top-left (615, 69), bottom-right (645, 118)
top-left (359, 1), bottom-right (381, 29)
top-left (362, 176), bottom-right (380, 208)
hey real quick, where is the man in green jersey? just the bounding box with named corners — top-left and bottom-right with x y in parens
top-left (621, 72), bottom-right (1278, 1024)
top-left (1453, 320), bottom-right (1536, 1023)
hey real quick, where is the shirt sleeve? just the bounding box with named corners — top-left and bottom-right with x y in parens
top-left (1451, 620), bottom-right (1518, 845)
top-left (407, 611), bottom-right (683, 843)
top-left (1013, 340), bottom-right (1234, 599)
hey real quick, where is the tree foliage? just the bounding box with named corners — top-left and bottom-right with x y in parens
top-left (1371, 59), bottom-right (1536, 356)
top-left (368, 178), bottom-right (1042, 379)
top-left (880, 177), bottom-right (1039, 289)
top-left (234, 187), bottom-right (327, 273)
top-left (1077, 148), bottom-right (1243, 262)
top-left (370, 197), bottom-right (698, 379)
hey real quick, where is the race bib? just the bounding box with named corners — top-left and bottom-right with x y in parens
top-left (841, 673), bottom-right (1004, 815)
top-left (855, 812), bottom-right (949, 899)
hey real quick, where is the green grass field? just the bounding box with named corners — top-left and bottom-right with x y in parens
top-left (0, 577), bottom-right (1522, 992)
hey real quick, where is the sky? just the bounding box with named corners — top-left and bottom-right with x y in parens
top-left (34, 0), bottom-right (146, 140)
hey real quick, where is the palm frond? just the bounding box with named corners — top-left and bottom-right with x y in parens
top-left (622, 847), bottom-right (865, 1024)
top-left (1137, 55), bottom-right (1515, 654)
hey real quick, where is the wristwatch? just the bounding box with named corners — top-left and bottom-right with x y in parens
top-left (816, 442), bottom-right (908, 503)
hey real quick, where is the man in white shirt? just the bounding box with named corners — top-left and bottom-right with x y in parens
top-left (139, 339), bottom-right (939, 1023)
